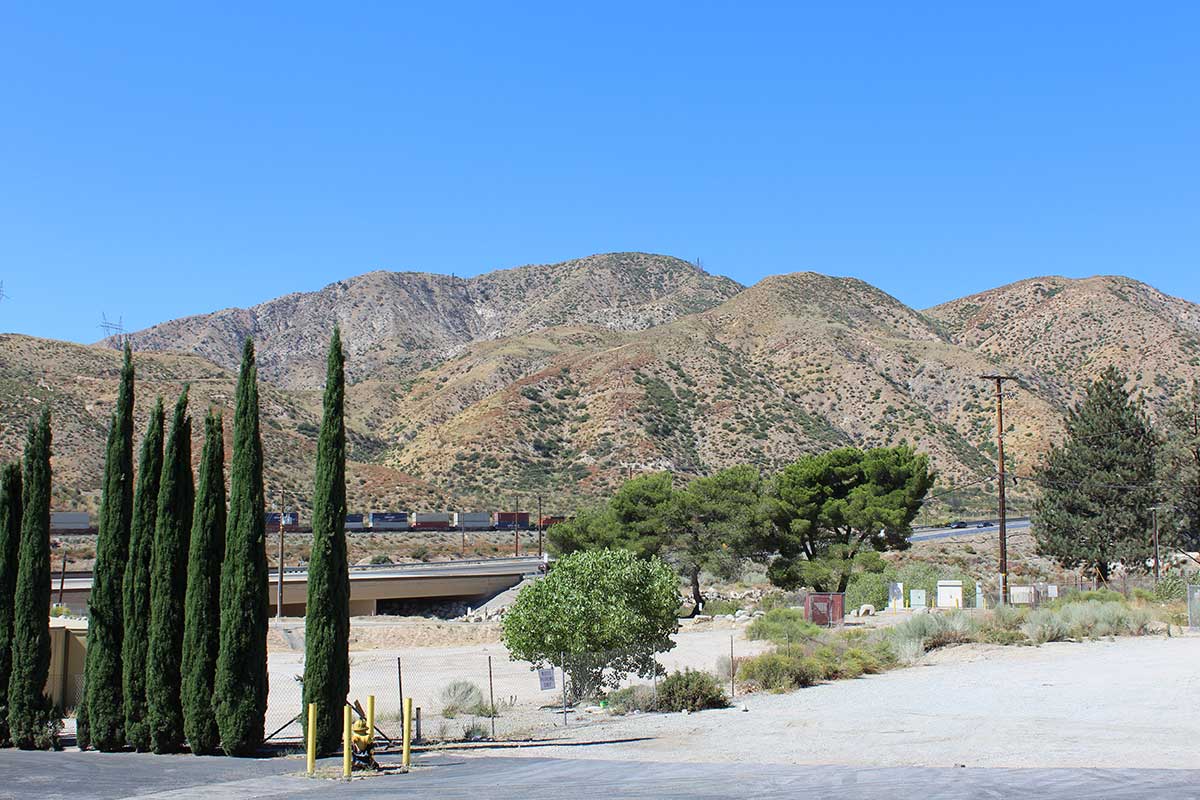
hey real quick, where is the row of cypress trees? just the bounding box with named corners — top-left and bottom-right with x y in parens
top-left (1, 330), bottom-right (349, 755)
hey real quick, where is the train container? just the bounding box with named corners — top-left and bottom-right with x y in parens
top-left (539, 515), bottom-right (567, 529)
top-left (50, 512), bottom-right (90, 531)
top-left (345, 513), bottom-right (365, 531)
top-left (413, 512), bottom-right (453, 530)
top-left (368, 512), bottom-right (411, 531)
top-left (455, 512), bottom-right (491, 530)
top-left (494, 511), bottom-right (531, 530)
top-left (264, 512), bottom-right (300, 531)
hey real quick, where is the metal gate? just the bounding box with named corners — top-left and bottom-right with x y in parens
top-left (1188, 585), bottom-right (1200, 631)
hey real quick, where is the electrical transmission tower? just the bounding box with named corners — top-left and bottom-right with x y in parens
top-left (0, 281), bottom-right (8, 304)
top-left (99, 312), bottom-right (126, 349)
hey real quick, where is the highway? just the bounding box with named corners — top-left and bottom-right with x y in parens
top-left (910, 517), bottom-right (1032, 542)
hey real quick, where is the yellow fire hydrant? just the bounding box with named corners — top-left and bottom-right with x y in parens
top-left (351, 717), bottom-right (378, 771)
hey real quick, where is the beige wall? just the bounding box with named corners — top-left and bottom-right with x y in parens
top-left (46, 623), bottom-right (87, 709)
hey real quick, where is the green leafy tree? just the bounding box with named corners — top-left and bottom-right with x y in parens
top-left (122, 398), bottom-right (165, 751)
top-left (182, 411), bottom-right (226, 754)
top-left (146, 389), bottom-right (194, 753)
top-left (546, 505), bottom-right (621, 555)
top-left (670, 465), bottom-right (768, 609)
top-left (81, 344), bottom-right (135, 751)
top-left (0, 463), bottom-right (22, 745)
top-left (303, 329), bottom-right (350, 754)
top-left (502, 549), bottom-right (678, 701)
top-left (214, 339), bottom-right (269, 755)
top-left (762, 446), bottom-right (933, 592)
top-left (548, 473), bottom-right (675, 558)
top-left (8, 409), bottom-right (59, 749)
top-left (1034, 367), bottom-right (1157, 581)
top-left (1158, 380), bottom-right (1200, 549)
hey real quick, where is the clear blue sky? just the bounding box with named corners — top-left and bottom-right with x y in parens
top-left (3, 2), bottom-right (1197, 343)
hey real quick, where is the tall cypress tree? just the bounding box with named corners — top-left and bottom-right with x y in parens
top-left (146, 389), bottom-right (193, 754)
top-left (8, 409), bottom-right (55, 749)
top-left (122, 399), bottom-right (165, 751)
top-left (1034, 367), bottom-right (1158, 581)
top-left (182, 411), bottom-right (226, 755)
top-left (0, 463), bottom-right (22, 746)
top-left (81, 344), bottom-right (135, 751)
top-left (214, 339), bottom-right (269, 755)
top-left (303, 328), bottom-right (350, 753)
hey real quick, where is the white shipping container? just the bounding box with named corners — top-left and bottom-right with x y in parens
top-left (456, 512), bottom-right (491, 530)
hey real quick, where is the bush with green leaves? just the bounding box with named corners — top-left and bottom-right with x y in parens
top-left (846, 562), bottom-right (978, 611)
top-left (605, 684), bottom-right (657, 715)
top-left (737, 648), bottom-right (824, 692)
top-left (885, 611), bottom-right (979, 662)
top-left (1022, 602), bottom-right (1152, 644)
top-left (745, 608), bottom-right (821, 644)
top-left (501, 549), bottom-right (679, 702)
top-left (1152, 574), bottom-right (1188, 603)
top-left (655, 670), bottom-right (728, 712)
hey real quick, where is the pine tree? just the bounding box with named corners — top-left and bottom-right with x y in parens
top-left (81, 344), bottom-right (135, 751)
top-left (1158, 380), bottom-right (1200, 548)
top-left (214, 339), bottom-right (269, 755)
top-left (1034, 367), bottom-right (1158, 581)
top-left (0, 463), bottom-right (22, 746)
top-left (122, 399), bottom-right (165, 751)
top-left (303, 328), bottom-right (350, 753)
top-left (146, 389), bottom-right (193, 754)
top-left (8, 409), bottom-right (56, 749)
top-left (182, 411), bottom-right (226, 755)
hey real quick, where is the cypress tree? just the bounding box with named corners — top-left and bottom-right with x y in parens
top-left (214, 339), bottom-right (269, 755)
top-left (146, 389), bottom-right (193, 754)
top-left (1034, 367), bottom-right (1158, 581)
top-left (303, 328), bottom-right (350, 753)
top-left (182, 411), bottom-right (226, 755)
top-left (81, 344), bottom-right (135, 751)
top-left (122, 399), bottom-right (165, 751)
top-left (0, 463), bottom-right (22, 746)
top-left (8, 409), bottom-right (55, 749)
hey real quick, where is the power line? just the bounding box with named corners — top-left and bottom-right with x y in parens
top-left (98, 313), bottom-right (125, 349)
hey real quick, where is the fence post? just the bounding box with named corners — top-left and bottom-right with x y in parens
top-left (488, 655), bottom-right (496, 740)
top-left (396, 657), bottom-right (403, 715)
top-left (560, 651), bottom-right (567, 726)
top-left (342, 705), bottom-right (352, 780)
top-left (402, 697), bottom-right (413, 769)
top-left (415, 707), bottom-right (422, 743)
top-left (729, 635), bottom-right (735, 701)
top-left (306, 703), bottom-right (316, 776)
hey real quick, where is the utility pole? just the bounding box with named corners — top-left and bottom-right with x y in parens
top-left (276, 488), bottom-right (285, 619)
top-left (537, 494), bottom-right (544, 559)
top-left (514, 495), bottom-right (520, 557)
top-left (982, 375), bottom-right (1018, 605)
top-left (1153, 507), bottom-right (1161, 584)
top-left (459, 508), bottom-right (465, 559)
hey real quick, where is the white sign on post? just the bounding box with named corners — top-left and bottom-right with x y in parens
top-left (538, 667), bottom-right (556, 691)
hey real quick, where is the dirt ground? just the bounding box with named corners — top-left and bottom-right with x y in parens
top-left (472, 634), bottom-right (1200, 770)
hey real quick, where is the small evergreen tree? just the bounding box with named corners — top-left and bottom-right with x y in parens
top-left (8, 409), bottom-right (57, 749)
top-left (214, 339), bottom-right (269, 755)
top-left (122, 399), bottom-right (165, 751)
top-left (146, 389), bottom-right (194, 753)
top-left (81, 344), bottom-right (135, 751)
top-left (182, 411), bottom-right (226, 755)
top-left (0, 463), bottom-right (22, 745)
top-left (303, 329), bottom-right (350, 753)
top-left (1034, 367), bottom-right (1158, 581)
top-left (1158, 380), bottom-right (1200, 548)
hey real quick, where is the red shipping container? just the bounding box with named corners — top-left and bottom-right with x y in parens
top-left (805, 593), bottom-right (845, 627)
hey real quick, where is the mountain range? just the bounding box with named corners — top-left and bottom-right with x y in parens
top-left (3, 252), bottom-right (1198, 518)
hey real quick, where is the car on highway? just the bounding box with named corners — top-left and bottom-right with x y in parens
top-left (948, 521), bottom-right (969, 529)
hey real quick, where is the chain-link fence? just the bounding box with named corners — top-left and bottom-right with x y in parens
top-left (264, 635), bottom-right (759, 744)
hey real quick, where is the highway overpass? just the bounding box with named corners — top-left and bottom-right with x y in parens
top-left (54, 556), bottom-right (542, 617)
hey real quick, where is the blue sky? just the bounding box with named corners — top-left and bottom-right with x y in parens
top-left (2, 2), bottom-right (1197, 342)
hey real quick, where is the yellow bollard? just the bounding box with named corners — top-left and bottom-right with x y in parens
top-left (402, 697), bottom-right (413, 769)
top-left (306, 703), bottom-right (317, 776)
top-left (367, 695), bottom-right (375, 746)
top-left (343, 705), bottom-right (352, 779)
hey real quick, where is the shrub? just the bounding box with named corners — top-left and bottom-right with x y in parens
top-left (440, 680), bottom-right (485, 717)
top-left (736, 647), bottom-right (824, 692)
top-left (700, 599), bottom-right (741, 616)
top-left (1022, 609), bottom-right (1070, 644)
top-left (369, 554), bottom-right (392, 565)
top-left (846, 571), bottom-right (891, 611)
top-left (1021, 601), bottom-right (1152, 644)
top-left (1152, 574), bottom-right (1188, 603)
top-left (605, 684), bottom-right (656, 715)
top-left (746, 608), bottom-right (821, 644)
top-left (886, 611), bottom-right (979, 660)
top-left (655, 670), bottom-right (728, 712)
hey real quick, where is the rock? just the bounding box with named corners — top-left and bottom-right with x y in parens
top-left (694, 614), bottom-right (713, 622)
top-left (859, 604), bottom-right (875, 617)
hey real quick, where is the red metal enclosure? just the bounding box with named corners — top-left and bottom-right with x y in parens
top-left (805, 592), bottom-right (845, 626)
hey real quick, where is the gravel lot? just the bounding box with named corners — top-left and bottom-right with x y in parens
top-left (475, 635), bottom-right (1200, 769)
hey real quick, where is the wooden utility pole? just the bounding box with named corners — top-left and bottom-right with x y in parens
top-left (514, 495), bottom-right (520, 557)
top-left (537, 494), bottom-right (544, 559)
top-left (982, 375), bottom-right (1018, 604)
top-left (57, 552), bottom-right (67, 607)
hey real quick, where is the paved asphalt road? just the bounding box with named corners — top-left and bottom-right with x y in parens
top-left (3, 749), bottom-right (1199, 800)
top-left (909, 517), bottom-right (1032, 543)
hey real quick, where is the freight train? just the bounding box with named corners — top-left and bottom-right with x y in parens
top-left (54, 510), bottom-right (566, 534)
